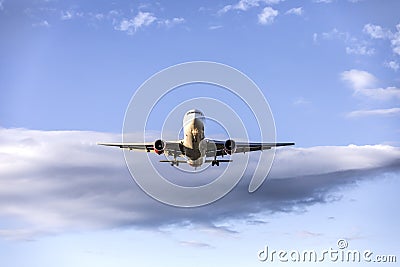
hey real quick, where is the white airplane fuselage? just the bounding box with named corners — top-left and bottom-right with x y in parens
top-left (182, 109), bottom-right (206, 167)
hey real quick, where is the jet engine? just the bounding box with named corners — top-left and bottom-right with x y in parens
top-left (199, 139), bottom-right (207, 157)
top-left (224, 139), bottom-right (236, 155)
top-left (199, 139), bottom-right (217, 158)
top-left (154, 139), bottom-right (165, 155)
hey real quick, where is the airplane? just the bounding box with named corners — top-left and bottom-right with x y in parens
top-left (98, 109), bottom-right (294, 167)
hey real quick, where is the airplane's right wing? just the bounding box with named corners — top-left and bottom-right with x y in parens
top-left (97, 142), bottom-right (155, 152)
top-left (98, 140), bottom-right (183, 155)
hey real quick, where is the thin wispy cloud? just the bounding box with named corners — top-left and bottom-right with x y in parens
top-left (60, 10), bottom-right (73, 20)
top-left (199, 225), bottom-right (239, 236)
top-left (320, 28), bottom-right (350, 41)
top-left (218, 0), bottom-right (282, 14)
top-left (209, 25), bottom-right (223, 30)
top-left (347, 108), bottom-right (400, 118)
top-left (297, 230), bottom-right (323, 238)
top-left (285, 7), bottom-right (303, 16)
top-left (159, 17), bottom-right (185, 28)
top-left (317, 28), bottom-right (375, 56)
top-left (32, 20), bottom-right (50, 27)
top-left (313, 0), bottom-right (334, 3)
top-left (114, 12), bottom-right (185, 35)
top-left (0, 128), bottom-right (399, 240)
top-left (179, 240), bottom-right (212, 248)
top-left (293, 97), bottom-right (311, 106)
top-left (345, 44), bottom-right (374, 56)
top-left (115, 11), bottom-right (157, 35)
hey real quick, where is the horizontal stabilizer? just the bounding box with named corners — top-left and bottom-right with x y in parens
top-left (159, 160), bottom-right (187, 163)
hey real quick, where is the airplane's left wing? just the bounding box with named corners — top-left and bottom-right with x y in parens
top-left (206, 139), bottom-right (294, 156)
top-left (233, 142), bottom-right (295, 153)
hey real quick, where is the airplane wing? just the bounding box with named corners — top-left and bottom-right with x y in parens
top-left (206, 139), bottom-right (294, 156)
top-left (97, 141), bottom-right (182, 154)
top-left (97, 142), bottom-right (154, 151)
top-left (233, 142), bottom-right (295, 153)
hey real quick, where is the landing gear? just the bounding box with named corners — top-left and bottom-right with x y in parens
top-left (171, 154), bottom-right (179, 166)
top-left (207, 157), bottom-right (232, 166)
top-left (211, 160), bottom-right (218, 166)
top-left (170, 160), bottom-right (179, 166)
top-left (211, 158), bottom-right (219, 166)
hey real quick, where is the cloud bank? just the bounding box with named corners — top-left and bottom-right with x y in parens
top-left (0, 128), bottom-right (399, 240)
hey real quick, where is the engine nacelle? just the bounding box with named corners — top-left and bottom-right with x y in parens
top-left (199, 139), bottom-right (207, 157)
top-left (224, 139), bottom-right (236, 155)
top-left (199, 139), bottom-right (217, 158)
top-left (154, 139), bottom-right (165, 155)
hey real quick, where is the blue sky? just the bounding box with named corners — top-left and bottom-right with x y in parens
top-left (0, 0), bottom-right (399, 266)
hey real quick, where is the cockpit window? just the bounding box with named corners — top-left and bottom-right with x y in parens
top-left (187, 111), bottom-right (203, 115)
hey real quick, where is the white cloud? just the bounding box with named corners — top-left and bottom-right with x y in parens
top-left (285, 7), bottom-right (303, 16)
top-left (357, 87), bottom-right (400, 100)
top-left (0, 0), bottom-right (4, 11)
top-left (115, 11), bottom-right (156, 35)
top-left (160, 17), bottom-right (185, 28)
top-left (319, 28), bottom-right (376, 56)
top-left (385, 61), bottom-right (399, 71)
top-left (345, 45), bottom-right (374, 55)
top-left (131, 11), bottom-right (156, 28)
top-left (313, 33), bottom-right (318, 44)
top-left (269, 144), bottom-right (400, 178)
top-left (391, 23), bottom-right (400, 55)
top-left (179, 240), bottom-right (212, 248)
top-left (209, 25), bottom-right (223, 30)
top-left (347, 108), bottom-right (400, 118)
top-left (258, 7), bottom-right (278, 25)
top-left (341, 69), bottom-right (376, 90)
top-left (341, 69), bottom-right (400, 100)
top-left (363, 23), bottom-right (400, 56)
top-left (0, 128), bottom-right (399, 239)
top-left (363, 23), bottom-right (389, 39)
top-left (218, 5), bottom-right (233, 14)
top-left (293, 97), bottom-right (310, 105)
top-left (232, 0), bottom-right (261, 11)
top-left (313, 0), bottom-right (334, 3)
top-left (32, 20), bottom-right (50, 27)
top-left (218, 0), bottom-right (258, 14)
top-left (321, 28), bottom-right (350, 41)
top-left (218, 0), bottom-right (282, 14)
top-left (60, 10), bottom-right (73, 20)
top-left (93, 13), bottom-right (104, 20)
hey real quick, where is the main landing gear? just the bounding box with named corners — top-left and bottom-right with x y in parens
top-left (211, 160), bottom-right (220, 167)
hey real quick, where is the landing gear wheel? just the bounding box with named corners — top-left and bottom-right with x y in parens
top-left (211, 160), bottom-right (219, 166)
